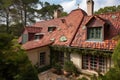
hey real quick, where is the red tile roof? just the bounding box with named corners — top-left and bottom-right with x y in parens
top-left (22, 9), bottom-right (87, 50)
top-left (71, 12), bottom-right (120, 50)
top-left (22, 39), bottom-right (53, 50)
top-left (25, 27), bottom-right (42, 33)
top-left (20, 8), bottom-right (120, 51)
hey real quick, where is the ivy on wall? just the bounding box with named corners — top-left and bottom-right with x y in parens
top-left (49, 45), bottom-right (113, 57)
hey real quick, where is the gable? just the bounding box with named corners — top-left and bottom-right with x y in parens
top-left (85, 16), bottom-right (105, 27)
top-left (71, 12), bottom-right (120, 50)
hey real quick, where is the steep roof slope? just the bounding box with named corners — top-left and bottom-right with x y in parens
top-left (71, 12), bottom-right (120, 50)
top-left (22, 9), bottom-right (87, 50)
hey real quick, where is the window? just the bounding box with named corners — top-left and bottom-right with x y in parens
top-left (82, 55), bottom-right (106, 72)
top-left (58, 52), bottom-right (64, 64)
top-left (87, 27), bottom-right (102, 40)
top-left (48, 26), bottom-right (56, 32)
top-left (34, 33), bottom-right (44, 40)
top-left (40, 52), bottom-right (46, 65)
top-left (35, 35), bottom-right (40, 40)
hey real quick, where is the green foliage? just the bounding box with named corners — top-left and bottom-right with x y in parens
top-left (0, 33), bottom-right (13, 49)
top-left (95, 5), bottom-right (120, 14)
top-left (103, 68), bottom-right (120, 80)
top-left (37, 65), bottom-right (51, 73)
top-left (0, 33), bottom-right (39, 80)
top-left (0, 1), bottom-right (66, 36)
top-left (112, 40), bottom-right (120, 68)
top-left (50, 45), bottom-right (112, 57)
top-left (64, 60), bottom-right (77, 74)
top-left (53, 63), bottom-right (62, 71)
top-left (9, 23), bottom-right (24, 36)
top-left (60, 12), bottom-right (68, 17)
top-left (0, 0), bottom-right (40, 33)
top-left (38, 2), bottom-right (63, 20)
top-left (0, 24), bottom-right (7, 33)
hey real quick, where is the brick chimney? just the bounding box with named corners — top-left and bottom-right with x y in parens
top-left (53, 10), bottom-right (61, 19)
top-left (87, 0), bottom-right (94, 15)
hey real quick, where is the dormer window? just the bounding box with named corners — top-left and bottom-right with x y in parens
top-left (87, 27), bottom-right (102, 41)
top-left (34, 33), bottom-right (44, 40)
top-left (48, 26), bottom-right (56, 32)
top-left (61, 19), bottom-right (66, 23)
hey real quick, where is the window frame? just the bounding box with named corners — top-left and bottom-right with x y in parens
top-left (34, 33), bottom-right (44, 40)
top-left (34, 35), bottom-right (40, 40)
top-left (87, 26), bottom-right (103, 41)
top-left (39, 52), bottom-right (46, 65)
top-left (82, 55), bottom-right (107, 73)
top-left (48, 26), bottom-right (56, 32)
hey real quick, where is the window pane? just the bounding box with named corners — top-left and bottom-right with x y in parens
top-left (99, 57), bottom-right (106, 72)
top-left (82, 55), bottom-right (89, 69)
top-left (82, 55), bottom-right (106, 72)
top-left (87, 27), bottom-right (102, 40)
top-left (40, 52), bottom-right (46, 65)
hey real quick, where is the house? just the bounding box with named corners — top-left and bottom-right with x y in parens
top-left (19, 0), bottom-right (120, 75)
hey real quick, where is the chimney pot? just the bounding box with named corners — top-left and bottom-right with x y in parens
top-left (53, 10), bottom-right (61, 19)
top-left (87, 0), bottom-right (94, 15)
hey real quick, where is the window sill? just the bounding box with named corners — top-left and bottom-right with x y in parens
top-left (86, 39), bottom-right (103, 42)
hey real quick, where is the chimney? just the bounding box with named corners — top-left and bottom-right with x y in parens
top-left (87, 0), bottom-right (94, 15)
top-left (53, 10), bottom-right (61, 19)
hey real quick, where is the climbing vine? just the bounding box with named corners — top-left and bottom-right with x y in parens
top-left (49, 45), bottom-right (113, 57)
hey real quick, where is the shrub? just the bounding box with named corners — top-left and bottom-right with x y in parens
top-left (63, 60), bottom-right (78, 74)
top-left (38, 65), bottom-right (51, 73)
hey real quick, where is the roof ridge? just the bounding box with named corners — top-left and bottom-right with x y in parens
top-left (68, 8), bottom-right (87, 16)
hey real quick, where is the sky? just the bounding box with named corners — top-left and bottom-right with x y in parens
top-left (40, 0), bottom-right (120, 13)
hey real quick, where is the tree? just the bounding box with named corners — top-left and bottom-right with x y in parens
top-left (0, 1), bottom-right (67, 36)
top-left (0, 0), bottom-right (13, 33)
top-left (0, 33), bottom-right (39, 80)
top-left (0, 0), bottom-right (40, 33)
top-left (8, 0), bottom-right (40, 26)
top-left (38, 2), bottom-right (63, 20)
top-left (60, 12), bottom-right (68, 17)
top-left (112, 40), bottom-right (120, 68)
top-left (95, 5), bottom-right (120, 14)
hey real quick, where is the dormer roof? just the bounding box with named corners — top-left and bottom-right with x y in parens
top-left (84, 16), bottom-right (106, 26)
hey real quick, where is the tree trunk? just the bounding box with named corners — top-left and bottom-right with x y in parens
top-left (24, 5), bottom-right (27, 26)
top-left (6, 8), bottom-right (9, 33)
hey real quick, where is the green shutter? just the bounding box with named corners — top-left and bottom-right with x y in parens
top-left (22, 34), bottom-right (28, 44)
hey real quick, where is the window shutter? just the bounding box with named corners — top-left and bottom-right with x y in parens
top-left (22, 34), bottom-right (28, 44)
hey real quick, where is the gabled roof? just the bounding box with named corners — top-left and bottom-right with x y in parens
top-left (22, 9), bottom-right (87, 50)
top-left (71, 11), bottom-right (120, 50)
top-left (21, 8), bottom-right (120, 51)
top-left (22, 40), bottom-right (53, 50)
top-left (84, 16), bottom-right (106, 26)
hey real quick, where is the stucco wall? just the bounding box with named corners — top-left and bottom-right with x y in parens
top-left (26, 46), bottom-right (50, 67)
top-left (70, 53), bottom-right (114, 75)
top-left (70, 53), bottom-right (82, 70)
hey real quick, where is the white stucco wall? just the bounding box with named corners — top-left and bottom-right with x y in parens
top-left (70, 53), bottom-right (82, 70)
top-left (26, 46), bottom-right (50, 67)
top-left (70, 53), bottom-right (114, 75)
